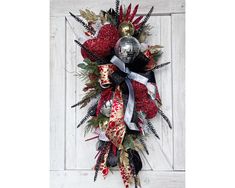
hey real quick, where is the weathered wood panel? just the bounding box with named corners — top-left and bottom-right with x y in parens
top-left (65, 17), bottom-right (77, 169)
top-left (65, 16), bottom-right (102, 170)
top-left (51, 170), bottom-right (185, 188)
top-left (144, 15), bottom-right (173, 170)
top-left (50, 17), bottom-right (66, 170)
top-left (51, 0), bottom-right (185, 16)
top-left (172, 14), bottom-right (185, 170)
top-left (159, 16), bottom-right (173, 166)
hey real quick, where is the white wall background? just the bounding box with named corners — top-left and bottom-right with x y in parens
top-left (1, 1), bottom-right (235, 188)
top-left (50, 0), bottom-right (185, 187)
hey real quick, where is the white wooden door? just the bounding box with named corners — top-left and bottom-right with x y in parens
top-left (50, 0), bottom-right (185, 187)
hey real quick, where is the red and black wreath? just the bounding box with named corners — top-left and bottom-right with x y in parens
top-left (70, 1), bottom-right (172, 187)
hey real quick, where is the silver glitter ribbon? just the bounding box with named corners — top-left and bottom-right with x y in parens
top-left (110, 56), bottom-right (149, 131)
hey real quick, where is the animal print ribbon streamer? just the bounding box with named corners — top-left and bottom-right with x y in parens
top-left (119, 150), bottom-right (133, 188)
top-left (98, 64), bottom-right (117, 88)
top-left (105, 86), bottom-right (126, 149)
top-left (99, 143), bottom-right (111, 177)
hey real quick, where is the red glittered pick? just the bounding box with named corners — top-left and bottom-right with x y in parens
top-left (81, 38), bottom-right (111, 61)
top-left (125, 4), bottom-right (132, 21)
top-left (129, 4), bottom-right (139, 22)
top-left (97, 24), bottom-right (120, 48)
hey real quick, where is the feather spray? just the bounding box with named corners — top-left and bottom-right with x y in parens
top-left (128, 149), bottom-right (142, 188)
top-left (115, 0), bottom-right (120, 26)
top-left (146, 119), bottom-right (160, 139)
top-left (138, 111), bottom-right (160, 139)
top-left (94, 142), bottom-right (110, 181)
top-left (136, 6), bottom-right (154, 36)
top-left (138, 136), bottom-right (149, 155)
top-left (158, 109), bottom-right (172, 129)
top-left (106, 146), bottom-right (119, 167)
top-left (155, 62), bottom-right (171, 69)
top-left (69, 12), bottom-right (96, 35)
top-left (71, 92), bottom-right (98, 109)
top-left (74, 40), bottom-right (107, 65)
top-left (77, 102), bottom-right (98, 128)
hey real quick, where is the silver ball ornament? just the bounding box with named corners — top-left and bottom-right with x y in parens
top-left (100, 100), bottom-right (113, 117)
top-left (114, 36), bottom-right (141, 64)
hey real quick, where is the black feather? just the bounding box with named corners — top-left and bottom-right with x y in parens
top-left (135, 6), bottom-right (154, 37)
top-left (139, 137), bottom-right (149, 155)
top-left (74, 40), bottom-right (107, 65)
top-left (69, 12), bottom-right (96, 35)
top-left (96, 140), bottom-right (106, 151)
top-left (94, 142), bottom-right (110, 182)
top-left (127, 52), bottom-right (150, 73)
top-left (128, 149), bottom-right (142, 175)
top-left (158, 109), bottom-right (172, 129)
top-left (155, 62), bottom-right (171, 69)
top-left (146, 119), bottom-right (160, 139)
top-left (71, 100), bottom-right (83, 108)
top-left (115, 0), bottom-right (120, 26)
top-left (77, 102), bottom-right (98, 128)
top-left (106, 149), bottom-right (119, 167)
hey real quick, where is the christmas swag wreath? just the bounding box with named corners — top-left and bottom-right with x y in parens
top-left (70, 1), bottom-right (172, 187)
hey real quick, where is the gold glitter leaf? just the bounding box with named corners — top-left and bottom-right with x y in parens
top-left (79, 9), bottom-right (98, 22)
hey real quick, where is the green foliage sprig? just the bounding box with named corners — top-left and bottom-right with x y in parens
top-left (76, 58), bottom-right (102, 108)
top-left (84, 114), bottom-right (109, 136)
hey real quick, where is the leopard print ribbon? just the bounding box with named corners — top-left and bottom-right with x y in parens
top-left (105, 86), bottom-right (126, 149)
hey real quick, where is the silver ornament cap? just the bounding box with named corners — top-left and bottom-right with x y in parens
top-left (114, 36), bottom-right (141, 64)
